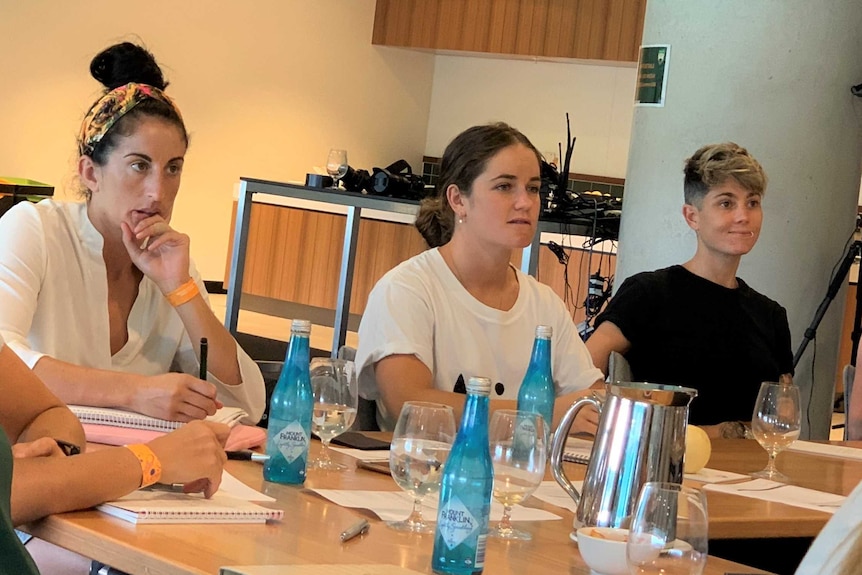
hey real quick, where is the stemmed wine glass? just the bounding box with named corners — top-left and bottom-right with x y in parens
top-left (326, 149), bottom-right (348, 189)
top-left (488, 410), bottom-right (546, 540)
top-left (751, 381), bottom-right (801, 481)
top-left (309, 358), bottom-right (358, 471)
top-left (627, 482), bottom-right (709, 575)
top-left (388, 402), bottom-right (456, 533)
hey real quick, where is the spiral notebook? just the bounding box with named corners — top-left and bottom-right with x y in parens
top-left (69, 405), bottom-right (247, 432)
top-left (98, 491), bottom-right (283, 524)
top-left (562, 437), bottom-right (593, 465)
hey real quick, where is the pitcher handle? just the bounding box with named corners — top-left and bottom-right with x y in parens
top-left (549, 394), bottom-right (603, 507)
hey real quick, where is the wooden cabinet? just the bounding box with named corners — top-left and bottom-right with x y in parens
top-left (225, 201), bottom-right (616, 326)
top-left (373, 0), bottom-right (646, 62)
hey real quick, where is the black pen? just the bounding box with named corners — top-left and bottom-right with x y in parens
top-left (199, 337), bottom-right (208, 380)
top-left (226, 450), bottom-right (270, 463)
top-left (339, 519), bottom-right (369, 542)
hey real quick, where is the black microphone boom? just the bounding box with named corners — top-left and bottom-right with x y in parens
top-left (793, 240), bottom-right (862, 368)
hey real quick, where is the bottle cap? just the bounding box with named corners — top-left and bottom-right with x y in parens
top-left (466, 376), bottom-right (492, 396)
top-left (291, 319), bottom-right (312, 334)
top-left (535, 325), bottom-right (553, 339)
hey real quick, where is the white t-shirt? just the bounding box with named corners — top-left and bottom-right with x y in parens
top-left (356, 248), bottom-right (602, 430)
top-left (0, 200), bottom-right (265, 423)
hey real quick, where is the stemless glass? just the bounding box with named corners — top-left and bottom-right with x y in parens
top-left (309, 358), bottom-right (358, 471)
top-left (388, 402), bottom-right (456, 533)
top-left (627, 482), bottom-right (709, 575)
top-left (751, 381), bottom-right (801, 482)
top-left (489, 410), bottom-right (546, 540)
top-left (326, 149), bottom-right (348, 189)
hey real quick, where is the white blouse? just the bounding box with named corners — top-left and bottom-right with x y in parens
top-left (0, 200), bottom-right (264, 423)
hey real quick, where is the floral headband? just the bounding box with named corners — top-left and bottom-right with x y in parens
top-left (77, 82), bottom-right (183, 156)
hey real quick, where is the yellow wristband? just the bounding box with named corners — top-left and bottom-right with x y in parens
top-left (125, 444), bottom-right (162, 488)
top-left (165, 278), bottom-right (199, 307)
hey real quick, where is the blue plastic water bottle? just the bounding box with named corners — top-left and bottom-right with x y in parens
top-left (432, 377), bottom-right (494, 575)
top-left (263, 319), bottom-right (313, 485)
top-left (517, 325), bottom-right (554, 433)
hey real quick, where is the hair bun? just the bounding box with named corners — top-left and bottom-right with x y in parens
top-left (90, 42), bottom-right (168, 91)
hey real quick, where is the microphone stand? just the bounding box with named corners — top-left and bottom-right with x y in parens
top-left (793, 239), bottom-right (862, 369)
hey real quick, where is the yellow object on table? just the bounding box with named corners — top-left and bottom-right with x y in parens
top-left (685, 425), bottom-right (712, 473)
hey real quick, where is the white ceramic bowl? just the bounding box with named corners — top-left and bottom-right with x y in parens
top-left (576, 526), bottom-right (630, 575)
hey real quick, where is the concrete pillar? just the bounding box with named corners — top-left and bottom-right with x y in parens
top-left (617, 0), bottom-right (862, 438)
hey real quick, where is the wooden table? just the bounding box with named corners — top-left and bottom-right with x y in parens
top-left (698, 439), bottom-right (862, 539)
top-left (21, 441), bottom-right (776, 575)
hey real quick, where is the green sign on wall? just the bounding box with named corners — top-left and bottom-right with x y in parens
top-left (636, 45), bottom-right (670, 107)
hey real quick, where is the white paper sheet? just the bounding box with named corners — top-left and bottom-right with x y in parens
top-left (329, 446), bottom-right (390, 462)
top-left (703, 478), bottom-right (846, 514)
top-left (531, 481), bottom-right (582, 513)
top-left (786, 440), bottom-right (862, 461)
top-left (218, 471), bottom-right (275, 502)
top-left (309, 489), bottom-right (561, 522)
top-left (684, 467), bottom-right (749, 484)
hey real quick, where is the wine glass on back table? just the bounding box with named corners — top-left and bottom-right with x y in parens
top-left (388, 402), bottom-right (456, 533)
top-left (751, 381), bottom-right (801, 482)
top-left (309, 358), bottom-right (358, 471)
top-left (326, 149), bottom-right (348, 189)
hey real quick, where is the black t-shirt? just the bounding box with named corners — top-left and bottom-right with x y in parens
top-left (595, 265), bottom-right (793, 425)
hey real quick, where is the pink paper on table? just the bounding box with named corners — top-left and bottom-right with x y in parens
top-left (83, 423), bottom-right (265, 450)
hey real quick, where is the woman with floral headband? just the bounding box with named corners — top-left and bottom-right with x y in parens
top-left (0, 42), bottom-right (264, 424)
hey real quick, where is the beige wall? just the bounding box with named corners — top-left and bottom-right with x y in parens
top-left (1, 2), bottom-right (637, 279)
top-left (0, 0), bottom-right (435, 278)
top-left (425, 54), bottom-right (637, 178)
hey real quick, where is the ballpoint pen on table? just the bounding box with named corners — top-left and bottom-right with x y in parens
top-left (199, 337), bottom-right (208, 380)
top-left (226, 450), bottom-right (270, 463)
top-left (340, 518), bottom-right (370, 542)
top-left (144, 483), bottom-right (186, 493)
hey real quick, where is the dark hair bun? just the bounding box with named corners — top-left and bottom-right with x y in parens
top-left (90, 42), bottom-right (168, 91)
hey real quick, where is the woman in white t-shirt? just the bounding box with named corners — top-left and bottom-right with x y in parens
top-left (356, 123), bottom-right (603, 431)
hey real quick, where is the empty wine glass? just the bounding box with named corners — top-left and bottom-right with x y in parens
top-left (309, 358), bottom-right (358, 471)
top-left (489, 410), bottom-right (546, 540)
top-left (751, 381), bottom-right (801, 482)
top-left (627, 482), bottom-right (709, 575)
top-left (388, 402), bottom-right (456, 533)
top-left (326, 149), bottom-right (348, 189)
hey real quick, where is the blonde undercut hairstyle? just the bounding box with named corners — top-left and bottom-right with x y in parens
top-left (683, 142), bottom-right (767, 207)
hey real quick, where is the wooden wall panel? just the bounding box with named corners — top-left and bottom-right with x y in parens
top-left (225, 202), bottom-right (618, 330)
top-left (372, 0), bottom-right (645, 62)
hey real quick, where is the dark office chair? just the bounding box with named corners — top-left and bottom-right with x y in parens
top-left (255, 348), bottom-right (379, 432)
top-left (608, 351), bottom-right (633, 383)
top-left (337, 345), bottom-right (380, 432)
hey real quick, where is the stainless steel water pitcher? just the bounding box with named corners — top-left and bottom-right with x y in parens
top-left (549, 382), bottom-right (697, 534)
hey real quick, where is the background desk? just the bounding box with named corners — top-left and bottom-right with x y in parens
top-left (21, 441), bottom-right (775, 575)
top-left (223, 178), bottom-right (616, 356)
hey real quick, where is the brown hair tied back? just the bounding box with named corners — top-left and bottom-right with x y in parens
top-left (77, 42), bottom-right (188, 199)
top-left (415, 122), bottom-right (541, 248)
